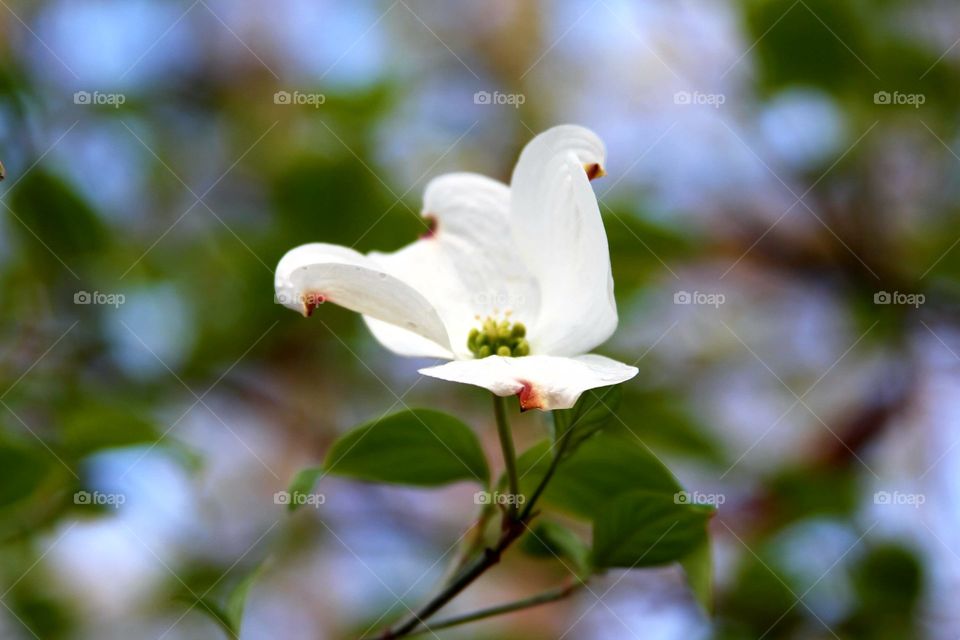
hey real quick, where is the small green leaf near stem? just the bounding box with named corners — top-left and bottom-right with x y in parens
top-left (447, 500), bottom-right (496, 578)
top-left (520, 425), bottom-right (573, 521)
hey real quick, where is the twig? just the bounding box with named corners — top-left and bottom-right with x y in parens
top-left (376, 516), bottom-right (529, 639)
top-left (405, 580), bottom-right (586, 636)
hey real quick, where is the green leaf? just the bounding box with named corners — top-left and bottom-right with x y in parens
top-left (191, 564), bottom-right (265, 638)
top-left (225, 565), bottom-right (264, 634)
top-left (517, 434), bottom-right (682, 520)
top-left (521, 520), bottom-right (592, 577)
top-left (192, 597), bottom-right (234, 638)
top-left (63, 404), bottom-right (157, 457)
top-left (9, 170), bottom-right (107, 266)
top-left (552, 385), bottom-right (622, 449)
top-left (680, 538), bottom-right (713, 614)
top-left (286, 466), bottom-right (323, 513)
top-left (0, 441), bottom-right (53, 508)
top-left (593, 491), bottom-right (712, 568)
top-left (611, 387), bottom-right (724, 464)
top-left (324, 409), bottom-right (489, 486)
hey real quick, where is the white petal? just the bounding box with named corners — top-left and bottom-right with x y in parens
top-left (275, 243), bottom-right (452, 353)
top-left (510, 125), bottom-right (618, 356)
top-left (418, 354), bottom-right (638, 411)
top-left (367, 172), bottom-right (539, 358)
top-left (362, 317), bottom-right (454, 359)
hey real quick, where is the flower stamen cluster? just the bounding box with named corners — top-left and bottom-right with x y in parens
top-left (468, 317), bottom-right (529, 358)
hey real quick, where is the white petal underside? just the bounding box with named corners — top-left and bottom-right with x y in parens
top-left (419, 353), bottom-right (638, 411)
top-left (362, 316), bottom-right (455, 359)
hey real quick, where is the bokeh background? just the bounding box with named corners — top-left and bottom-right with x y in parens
top-left (2, 0), bottom-right (959, 638)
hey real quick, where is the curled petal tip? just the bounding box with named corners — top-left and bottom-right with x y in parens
top-left (584, 162), bottom-right (606, 181)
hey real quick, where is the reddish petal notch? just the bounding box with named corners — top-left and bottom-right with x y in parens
top-left (420, 214), bottom-right (438, 239)
top-left (584, 162), bottom-right (606, 181)
top-left (301, 292), bottom-right (327, 317)
top-left (517, 380), bottom-right (544, 412)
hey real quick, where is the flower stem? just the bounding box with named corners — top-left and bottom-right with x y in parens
top-left (404, 580), bottom-right (586, 636)
top-left (492, 394), bottom-right (521, 520)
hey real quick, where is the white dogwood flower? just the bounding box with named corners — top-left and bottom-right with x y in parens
top-left (275, 125), bottom-right (638, 410)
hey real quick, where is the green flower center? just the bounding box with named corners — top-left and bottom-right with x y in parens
top-left (467, 316), bottom-right (530, 358)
